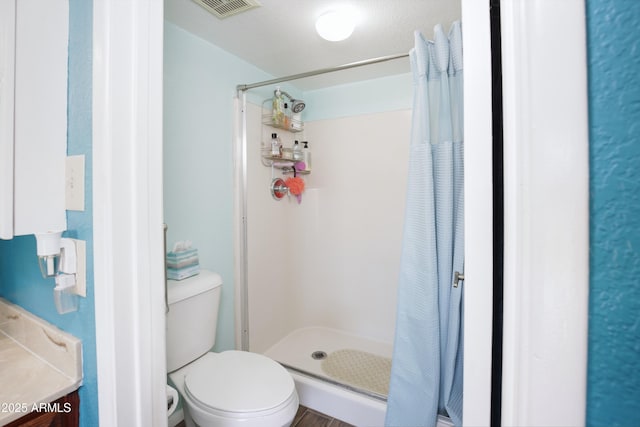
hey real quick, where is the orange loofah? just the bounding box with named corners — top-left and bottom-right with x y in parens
top-left (284, 176), bottom-right (305, 196)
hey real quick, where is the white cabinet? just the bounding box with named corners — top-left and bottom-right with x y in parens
top-left (0, 0), bottom-right (68, 239)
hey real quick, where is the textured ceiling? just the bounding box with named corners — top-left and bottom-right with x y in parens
top-left (165, 0), bottom-right (461, 91)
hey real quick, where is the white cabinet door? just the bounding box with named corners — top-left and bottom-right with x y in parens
top-left (0, 0), bottom-right (16, 239)
top-left (0, 0), bottom-right (68, 238)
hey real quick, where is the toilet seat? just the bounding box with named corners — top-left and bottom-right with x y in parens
top-left (184, 351), bottom-right (297, 419)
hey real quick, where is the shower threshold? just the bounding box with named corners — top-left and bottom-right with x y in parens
top-left (281, 361), bottom-right (387, 402)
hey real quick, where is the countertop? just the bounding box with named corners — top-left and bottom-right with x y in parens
top-left (0, 299), bottom-right (82, 426)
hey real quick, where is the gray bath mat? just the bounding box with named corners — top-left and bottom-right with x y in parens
top-left (320, 349), bottom-right (391, 397)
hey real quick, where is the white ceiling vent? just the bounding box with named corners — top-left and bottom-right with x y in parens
top-left (192, 0), bottom-right (261, 19)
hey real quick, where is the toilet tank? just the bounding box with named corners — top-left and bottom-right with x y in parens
top-left (166, 270), bottom-right (223, 372)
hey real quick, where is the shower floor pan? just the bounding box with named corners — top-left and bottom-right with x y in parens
top-left (263, 327), bottom-right (453, 427)
top-left (264, 326), bottom-right (390, 426)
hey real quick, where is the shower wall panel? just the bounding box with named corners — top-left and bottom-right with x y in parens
top-left (247, 101), bottom-right (411, 352)
top-left (246, 101), bottom-right (297, 353)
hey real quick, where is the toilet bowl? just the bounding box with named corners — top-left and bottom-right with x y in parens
top-left (166, 271), bottom-right (298, 427)
top-left (170, 351), bottom-right (298, 427)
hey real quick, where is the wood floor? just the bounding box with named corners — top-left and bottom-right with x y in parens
top-left (293, 405), bottom-right (354, 427)
top-left (175, 405), bottom-right (353, 427)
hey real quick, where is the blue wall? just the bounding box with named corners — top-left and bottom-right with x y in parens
top-left (0, 0), bottom-right (97, 425)
top-left (164, 22), bottom-right (278, 351)
top-left (303, 73), bottom-right (412, 122)
top-left (586, 1), bottom-right (640, 425)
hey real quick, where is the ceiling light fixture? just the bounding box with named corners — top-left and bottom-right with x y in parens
top-left (315, 10), bottom-right (356, 42)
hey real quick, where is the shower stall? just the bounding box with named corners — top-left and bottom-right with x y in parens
top-left (234, 58), bottom-right (452, 426)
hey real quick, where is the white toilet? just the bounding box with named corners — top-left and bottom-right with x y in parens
top-left (166, 270), bottom-right (299, 427)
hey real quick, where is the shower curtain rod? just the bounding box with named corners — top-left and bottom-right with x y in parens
top-left (236, 52), bottom-right (410, 92)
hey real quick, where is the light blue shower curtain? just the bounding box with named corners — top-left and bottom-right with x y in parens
top-left (386, 22), bottom-right (464, 427)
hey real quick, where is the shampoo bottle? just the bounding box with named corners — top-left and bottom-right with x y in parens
top-left (272, 88), bottom-right (284, 126)
top-left (293, 140), bottom-right (302, 161)
top-left (271, 133), bottom-right (282, 157)
top-left (302, 141), bottom-right (312, 171)
top-left (291, 111), bottom-right (302, 131)
top-left (283, 103), bottom-right (291, 129)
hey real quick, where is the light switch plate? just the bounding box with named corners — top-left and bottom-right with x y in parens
top-left (65, 155), bottom-right (85, 211)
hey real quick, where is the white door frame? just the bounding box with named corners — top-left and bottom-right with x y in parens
top-left (91, 0), bottom-right (588, 425)
top-left (463, 1), bottom-right (589, 424)
top-left (500, 1), bottom-right (589, 425)
top-left (92, 0), bottom-right (166, 425)
top-left (461, 0), bottom-right (494, 424)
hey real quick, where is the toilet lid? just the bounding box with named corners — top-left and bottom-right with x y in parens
top-left (184, 351), bottom-right (295, 414)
